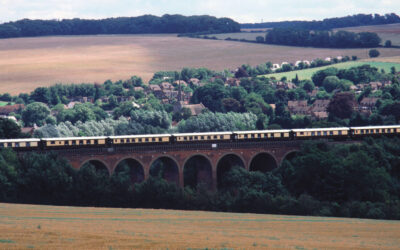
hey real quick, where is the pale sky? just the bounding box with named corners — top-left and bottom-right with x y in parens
top-left (0, 0), bottom-right (399, 24)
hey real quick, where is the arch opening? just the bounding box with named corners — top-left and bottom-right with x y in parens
top-left (281, 151), bottom-right (300, 166)
top-left (217, 154), bottom-right (245, 189)
top-left (81, 160), bottom-right (109, 176)
top-left (113, 158), bottom-right (144, 184)
top-left (150, 156), bottom-right (179, 186)
top-left (183, 155), bottom-right (212, 190)
top-left (249, 153), bottom-right (278, 173)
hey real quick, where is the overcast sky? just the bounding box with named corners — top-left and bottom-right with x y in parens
top-left (0, 0), bottom-right (399, 24)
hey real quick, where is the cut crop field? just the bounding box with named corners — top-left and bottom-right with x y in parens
top-left (2, 35), bottom-right (400, 95)
top-left (336, 23), bottom-right (400, 46)
top-left (0, 203), bottom-right (399, 249)
top-left (262, 60), bottom-right (400, 81)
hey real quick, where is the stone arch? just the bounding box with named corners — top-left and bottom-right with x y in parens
top-left (281, 150), bottom-right (300, 166)
top-left (112, 157), bottom-right (145, 184)
top-left (149, 155), bottom-right (180, 186)
top-left (183, 154), bottom-right (213, 189)
top-left (80, 158), bottom-right (111, 175)
top-left (216, 153), bottom-right (246, 189)
top-left (249, 152), bottom-right (278, 173)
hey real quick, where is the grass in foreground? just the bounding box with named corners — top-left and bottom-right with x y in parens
top-left (262, 61), bottom-right (400, 81)
top-left (0, 203), bottom-right (399, 249)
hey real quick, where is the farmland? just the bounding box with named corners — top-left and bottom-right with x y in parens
top-left (262, 60), bottom-right (400, 81)
top-left (0, 203), bottom-right (399, 249)
top-left (2, 35), bottom-right (400, 95)
top-left (336, 23), bottom-right (400, 46)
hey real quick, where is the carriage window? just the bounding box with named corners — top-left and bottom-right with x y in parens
top-left (0, 143), bottom-right (3, 147)
top-left (251, 134), bottom-right (254, 138)
top-left (220, 135), bottom-right (223, 139)
top-left (189, 137), bottom-right (193, 141)
top-left (15, 142), bottom-right (19, 147)
top-left (207, 136), bottom-right (211, 139)
top-left (317, 131), bottom-right (321, 136)
top-left (65, 141), bottom-right (69, 145)
top-left (79, 140), bottom-right (83, 145)
top-left (300, 132), bottom-right (304, 135)
top-left (51, 141), bottom-right (55, 145)
top-left (213, 135), bottom-right (217, 139)
top-left (145, 138), bottom-right (149, 142)
top-left (375, 129), bottom-right (379, 133)
top-left (323, 131), bottom-right (327, 136)
top-left (7, 143), bottom-right (12, 147)
top-left (94, 140), bottom-right (98, 144)
top-left (338, 131), bottom-right (342, 135)
top-left (194, 136), bottom-right (198, 139)
top-left (244, 134), bottom-right (248, 139)
top-left (271, 133), bottom-right (274, 138)
top-left (72, 141), bottom-right (76, 145)
top-left (329, 131), bottom-right (333, 135)
top-left (201, 136), bottom-right (204, 140)
top-left (311, 132), bottom-right (315, 136)
top-left (152, 138), bottom-right (156, 142)
top-left (26, 142), bottom-right (30, 147)
top-left (87, 140), bottom-right (91, 144)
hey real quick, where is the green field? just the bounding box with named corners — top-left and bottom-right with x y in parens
top-left (261, 61), bottom-right (400, 81)
top-left (0, 101), bottom-right (13, 106)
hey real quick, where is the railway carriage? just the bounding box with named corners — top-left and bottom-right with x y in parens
top-left (42, 136), bottom-right (107, 148)
top-left (292, 127), bottom-right (350, 139)
top-left (109, 134), bottom-right (171, 145)
top-left (350, 125), bottom-right (400, 137)
top-left (172, 132), bottom-right (232, 142)
top-left (0, 138), bottom-right (40, 149)
top-left (234, 130), bottom-right (291, 140)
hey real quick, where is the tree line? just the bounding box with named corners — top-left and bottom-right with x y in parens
top-left (264, 29), bottom-right (381, 48)
top-left (0, 137), bottom-right (399, 220)
top-left (0, 14), bottom-right (240, 39)
top-left (241, 13), bottom-right (400, 30)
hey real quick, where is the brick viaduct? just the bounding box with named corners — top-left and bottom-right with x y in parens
top-left (52, 140), bottom-right (302, 189)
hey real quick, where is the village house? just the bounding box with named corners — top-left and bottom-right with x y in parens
top-left (189, 78), bottom-right (200, 86)
top-left (160, 81), bottom-right (174, 91)
top-left (0, 104), bottom-right (24, 116)
top-left (359, 97), bottom-right (379, 111)
top-left (173, 102), bottom-right (206, 116)
top-left (288, 100), bottom-right (309, 116)
top-left (148, 84), bottom-right (163, 98)
top-left (311, 111), bottom-right (329, 120)
top-left (162, 89), bottom-right (179, 100)
top-left (174, 80), bottom-right (188, 87)
top-left (311, 99), bottom-right (330, 112)
top-left (225, 77), bottom-right (240, 87)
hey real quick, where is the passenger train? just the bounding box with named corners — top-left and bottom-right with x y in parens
top-left (0, 125), bottom-right (399, 150)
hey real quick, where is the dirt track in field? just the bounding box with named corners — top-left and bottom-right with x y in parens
top-left (1, 34), bottom-right (400, 94)
top-left (0, 203), bottom-right (399, 249)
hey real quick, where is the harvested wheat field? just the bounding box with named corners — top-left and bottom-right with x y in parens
top-left (0, 203), bottom-right (399, 249)
top-left (2, 35), bottom-right (400, 94)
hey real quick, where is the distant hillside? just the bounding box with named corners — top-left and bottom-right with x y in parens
top-left (0, 14), bottom-right (240, 39)
top-left (241, 13), bottom-right (400, 30)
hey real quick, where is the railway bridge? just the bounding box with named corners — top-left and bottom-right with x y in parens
top-left (51, 140), bottom-right (302, 189)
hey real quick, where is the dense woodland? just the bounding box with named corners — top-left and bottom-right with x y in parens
top-left (241, 13), bottom-right (400, 30)
top-left (264, 29), bottom-right (381, 48)
top-left (0, 15), bottom-right (240, 38)
top-left (0, 137), bottom-right (399, 220)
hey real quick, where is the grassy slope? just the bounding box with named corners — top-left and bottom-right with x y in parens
top-left (261, 61), bottom-right (400, 80)
top-left (0, 203), bottom-right (399, 249)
